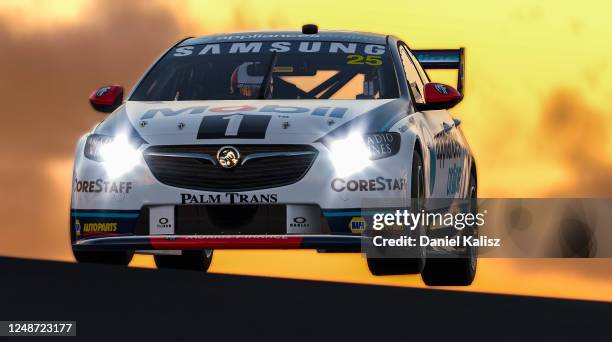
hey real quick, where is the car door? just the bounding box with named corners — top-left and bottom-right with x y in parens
top-left (398, 43), bottom-right (467, 199)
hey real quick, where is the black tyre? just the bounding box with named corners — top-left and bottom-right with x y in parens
top-left (367, 149), bottom-right (426, 276)
top-left (367, 256), bottom-right (424, 275)
top-left (154, 250), bottom-right (213, 272)
top-left (421, 170), bottom-right (478, 286)
top-left (73, 249), bottom-right (134, 266)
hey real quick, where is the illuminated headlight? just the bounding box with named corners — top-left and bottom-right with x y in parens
top-left (328, 132), bottom-right (401, 177)
top-left (84, 134), bottom-right (141, 178)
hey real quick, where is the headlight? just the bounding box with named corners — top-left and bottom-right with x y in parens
top-left (328, 132), bottom-right (401, 177)
top-left (84, 133), bottom-right (141, 178)
top-left (84, 134), bottom-right (113, 161)
top-left (329, 133), bottom-right (372, 177)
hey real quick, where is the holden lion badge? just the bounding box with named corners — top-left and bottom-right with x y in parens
top-left (216, 146), bottom-right (241, 169)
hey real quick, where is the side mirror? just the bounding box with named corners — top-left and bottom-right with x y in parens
top-left (89, 85), bottom-right (124, 113)
top-left (416, 83), bottom-right (463, 111)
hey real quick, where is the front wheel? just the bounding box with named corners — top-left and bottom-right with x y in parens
top-left (366, 149), bottom-right (426, 276)
top-left (73, 249), bottom-right (134, 266)
top-left (154, 250), bottom-right (213, 272)
top-left (421, 171), bottom-right (478, 286)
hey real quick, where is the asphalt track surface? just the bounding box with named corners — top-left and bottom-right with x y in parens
top-left (0, 257), bottom-right (611, 341)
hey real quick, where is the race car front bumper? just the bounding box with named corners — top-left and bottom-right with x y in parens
top-left (70, 203), bottom-right (377, 253)
top-left (70, 131), bottom-right (417, 252)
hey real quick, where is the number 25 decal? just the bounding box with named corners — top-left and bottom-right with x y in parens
top-left (197, 114), bottom-right (272, 139)
top-left (346, 54), bottom-right (382, 66)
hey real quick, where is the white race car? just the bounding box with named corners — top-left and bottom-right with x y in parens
top-left (71, 25), bottom-right (478, 285)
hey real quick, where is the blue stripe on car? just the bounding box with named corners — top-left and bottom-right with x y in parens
top-left (71, 212), bottom-right (140, 218)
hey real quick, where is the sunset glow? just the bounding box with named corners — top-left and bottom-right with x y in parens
top-left (1, 0), bottom-right (611, 302)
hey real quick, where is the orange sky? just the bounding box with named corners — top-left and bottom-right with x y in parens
top-left (1, 0), bottom-right (611, 301)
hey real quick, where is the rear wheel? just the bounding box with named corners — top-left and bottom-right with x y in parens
top-left (421, 171), bottom-right (478, 286)
top-left (367, 149), bottom-right (426, 276)
top-left (73, 250), bottom-right (134, 266)
top-left (154, 250), bottom-right (213, 272)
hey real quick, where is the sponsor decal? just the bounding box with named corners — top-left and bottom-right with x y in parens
top-left (223, 193), bottom-right (278, 204)
top-left (447, 164), bottom-right (462, 196)
top-left (290, 216), bottom-right (309, 229)
top-left (433, 129), bottom-right (465, 168)
top-left (158, 217), bottom-right (171, 227)
top-left (349, 217), bottom-right (366, 234)
top-left (331, 177), bottom-right (407, 192)
top-left (181, 194), bottom-right (222, 204)
top-left (203, 33), bottom-right (383, 43)
top-left (273, 66), bottom-right (293, 73)
top-left (365, 132), bottom-right (400, 159)
top-left (172, 42), bottom-right (386, 57)
top-left (150, 205), bottom-right (174, 235)
top-left (70, 210), bottom-right (139, 236)
top-left (428, 128), bottom-right (467, 195)
top-left (286, 204), bottom-right (320, 234)
top-left (73, 178), bottom-right (133, 194)
top-left (74, 219), bottom-right (82, 237)
top-left (213, 33), bottom-right (321, 40)
top-left (82, 222), bottom-right (118, 234)
top-left (176, 235), bottom-right (293, 240)
top-left (139, 105), bottom-right (349, 120)
top-left (181, 193), bottom-right (278, 204)
top-left (427, 143), bottom-right (437, 194)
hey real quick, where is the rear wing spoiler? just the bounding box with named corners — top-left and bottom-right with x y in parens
top-left (413, 48), bottom-right (465, 95)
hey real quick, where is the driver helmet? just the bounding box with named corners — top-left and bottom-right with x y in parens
top-left (230, 62), bottom-right (265, 98)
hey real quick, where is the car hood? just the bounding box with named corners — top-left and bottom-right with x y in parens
top-left (117, 99), bottom-right (408, 145)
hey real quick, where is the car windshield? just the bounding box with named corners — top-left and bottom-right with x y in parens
top-left (130, 41), bottom-right (399, 101)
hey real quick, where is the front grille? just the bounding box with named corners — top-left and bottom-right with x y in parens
top-left (143, 145), bottom-right (318, 191)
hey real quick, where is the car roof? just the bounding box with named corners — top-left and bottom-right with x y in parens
top-left (180, 30), bottom-right (388, 46)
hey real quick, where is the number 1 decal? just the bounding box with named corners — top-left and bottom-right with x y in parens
top-left (197, 114), bottom-right (272, 139)
top-left (222, 114), bottom-right (243, 136)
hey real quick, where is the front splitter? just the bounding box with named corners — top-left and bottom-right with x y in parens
top-left (73, 234), bottom-right (363, 251)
